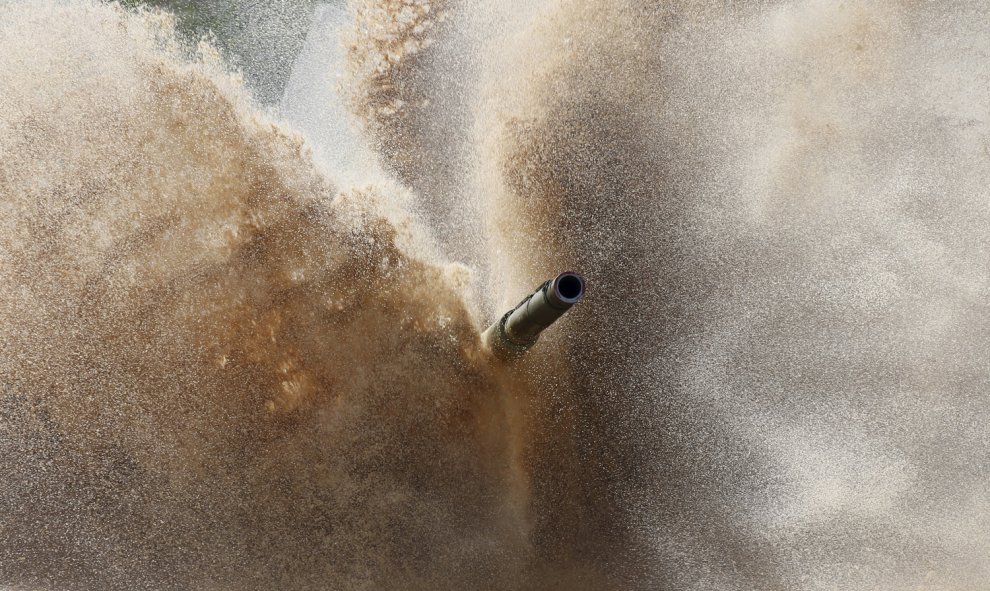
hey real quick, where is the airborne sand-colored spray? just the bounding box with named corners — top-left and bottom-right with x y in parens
top-left (0, 3), bottom-right (529, 589)
top-left (2, 0), bottom-right (990, 590)
top-left (346, 0), bottom-right (990, 588)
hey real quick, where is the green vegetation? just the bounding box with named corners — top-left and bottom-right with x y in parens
top-left (112, 0), bottom-right (322, 104)
top-left (117, 0), bottom-right (234, 45)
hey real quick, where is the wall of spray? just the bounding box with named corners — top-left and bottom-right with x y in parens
top-left (0, 3), bottom-right (525, 589)
top-left (1, 0), bottom-right (989, 590)
top-left (342, 0), bottom-right (990, 589)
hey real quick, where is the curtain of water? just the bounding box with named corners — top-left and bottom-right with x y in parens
top-left (0, 1), bottom-right (989, 590)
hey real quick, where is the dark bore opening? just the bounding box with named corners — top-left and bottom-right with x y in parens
top-left (556, 273), bottom-right (585, 302)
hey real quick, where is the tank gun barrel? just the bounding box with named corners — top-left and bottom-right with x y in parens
top-left (482, 272), bottom-right (586, 359)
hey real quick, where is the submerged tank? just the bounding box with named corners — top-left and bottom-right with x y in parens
top-left (482, 272), bottom-right (586, 359)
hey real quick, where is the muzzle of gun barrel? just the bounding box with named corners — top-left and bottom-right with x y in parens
top-left (481, 272), bottom-right (585, 360)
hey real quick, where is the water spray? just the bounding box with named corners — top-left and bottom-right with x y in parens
top-left (482, 272), bottom-right (586, 359)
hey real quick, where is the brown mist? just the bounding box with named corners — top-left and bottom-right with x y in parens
top-left (3, 1), bottom-right (990, 590)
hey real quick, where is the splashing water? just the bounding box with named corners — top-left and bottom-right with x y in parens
top-left (2, 0), bottom-right (990, 590)
top-left (0, 3), bottom-right (523, 589)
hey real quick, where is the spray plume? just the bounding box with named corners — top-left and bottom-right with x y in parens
top-left (2, 0), bottom-right (990, 590)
